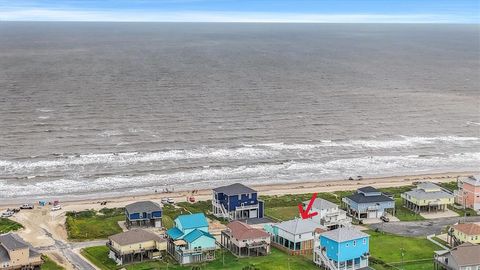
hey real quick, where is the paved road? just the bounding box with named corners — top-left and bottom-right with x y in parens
top-left (370, 216), bottom-right (480, 237)
top-left (39, 229), bottom-right (101, 270)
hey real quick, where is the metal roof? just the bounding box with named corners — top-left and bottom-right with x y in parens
top-left (125, 201), bottom-right (162, 214)
top-left (320, 227), bottom-right (369, 243)
top-left (166, 227), bottom-right (184, 240)
top-left (176, 213), bottom-right (208, 230)
top-left (212, 183), bottom-right (256, 196)
top-left (183, 229), bottom-right (215, 243)
top-left (404, 188), bottom-right (453, 201)
top-left (109, 229), bottom-right (164, 246)
top-left (275, 218), bottom-right (322, 235)
top-left (303, 198), bottom-right (337, 210)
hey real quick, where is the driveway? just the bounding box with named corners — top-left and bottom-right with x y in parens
top-left (369, 216), bottom-right (480, 237)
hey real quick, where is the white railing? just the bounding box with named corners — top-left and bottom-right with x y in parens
top-left (314, 248), bottom-right (337, 270)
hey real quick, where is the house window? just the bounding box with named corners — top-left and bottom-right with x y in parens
top-left (353, 240), bottom-right (356, 247)
top-left (346, 243), bottom-right (349, 247)
top-left (363, 238), bottom-right (366, 244)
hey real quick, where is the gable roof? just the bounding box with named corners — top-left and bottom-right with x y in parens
top-left (358, 186), bottom-right (380, 194)
top-left (304, 198), bottom-right (337, 210)
top-left (176, 213), bottom-right (208, 230)
top-left (109, 228), bottom-right (163, 246)
top-left (453, 223), bottom-right (480, 236)
top-left (183, 229), bottom-right (215, 243)
top-left (166, 227), bottom-right (184, 240)
top-left (276, 218), bottom-right (321, 235)
top-left (346, 193), bottom-right (394, 204)
top-left (320, 227), bottom-right (369, 243)
top-left (0, 233), bottom-right (29, 251)
top-left (213, 183), bottom-right (256, 196)
top-left (125, 201), bottom-right (162, 214)
top-left (226, 221), bottom-right (269, 240)
top-left (449, 243), bottom-right (480, 266)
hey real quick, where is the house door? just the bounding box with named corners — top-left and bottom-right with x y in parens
top-left (249, 209), bottom-right (257, 218)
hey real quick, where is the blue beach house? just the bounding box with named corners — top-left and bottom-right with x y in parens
top-left (125, 201), bottom-right (162, 228)
top-left (342, 186), bottom-right (395, 220)
top-left (314, 227), bottom-right (370, 270)
top-left (166, 213), bottom-right (216, 265)
top-left (212, 183), bottom-right (264, 220)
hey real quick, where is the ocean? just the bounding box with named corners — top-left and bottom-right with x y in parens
top-left (0, 22), bottom-right (479, 201)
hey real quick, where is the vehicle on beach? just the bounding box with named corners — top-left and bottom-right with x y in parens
top-left (51, 205), bottom-right (62, 211)
top-left (380, 215), bottom-right (390, 222)
top-left (20, 203), bottom-right (34, 209)
top-left (1, 210), bottom-right (14, 218)
top-left (167, 198), bottom-right (175, 204)
top-left (161, 198), bottom-right (168, 204)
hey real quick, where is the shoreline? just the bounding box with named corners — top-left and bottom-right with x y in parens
top-left (1, 170), bottom-right (475, 210)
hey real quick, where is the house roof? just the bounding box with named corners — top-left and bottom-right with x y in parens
top-left (0, 233), bottom-right (29, 251)
top-left (275, 218), bottom-right (321, 235)
top-left (417, 182), bottom-right (442, 191)
top-left (304, 198), bottom-right (337, 210)
top-left (320, 227), bottom-right (369, 243)
top-left (183, 229), bottom-right (215, 243)
top-left (0, 245), bottom-right (8, 263)
top-left (109, 229), bottom-right (163, 246)
top-left (346, 193), bottom-right (394, 204)
top-left (404, 188), bottom-right (453, 201)
top-left (166, 227), bottom-right (184, 240)
top-left (176, 213), bottom-right (208, 230)
top-left (449, 243), bottom-right (480, 266)
top-left (460, 175), bottom-right (480, 186)
top-left (453, 223), bottom-right (480, 236)
top-left (358, 186), bottom-right (380, 194)
top-left (125, 201), bottom-right (162, 214)
top-left (226, 221), bottom-right (269, 240)
top-left (212, 183), bottom-right (256, 196)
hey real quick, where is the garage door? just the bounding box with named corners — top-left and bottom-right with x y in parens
top-left (249, 209), bottom-right (257, 218)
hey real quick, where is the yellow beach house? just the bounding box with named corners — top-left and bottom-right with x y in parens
top-left (107, 228), bottom-right (167, 265)
top-left (448, 223), bottom-right (480, 246)
top-left (401, 182), bottom-right (454, 213)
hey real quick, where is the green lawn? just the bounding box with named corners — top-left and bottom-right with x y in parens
top-left (176, 200), bottom-right (224, 224)
top-left (438, 181), bottom-right (457, 192)
top-left (83, 246), bottom-right (319, 270)
top-left (65, 208), bottom-right (125, 241)
top-left (368, 230), bottom-right (440, 263)
top-left (41, 255), bottom-right (65, 270)
top-left (162, 204), bottom-right (186, 229)
top-left (81, 246), bottom-right (118, 270)
top-left (0, 218), bottom-right (23, 233)
top-left (265, 206), bottom-right (298, 221)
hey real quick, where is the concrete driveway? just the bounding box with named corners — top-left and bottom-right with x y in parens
top-left (369, 216), bottom-right (480, 237)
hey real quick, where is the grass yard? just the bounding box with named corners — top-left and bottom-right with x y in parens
top-left (41, 255), bottom-right (65, 270)
top-left (162, 204), bottom-right (186, 229)
top-left (438, 181), bottom-right (457, 192)
top-left (368, 230), bottom-right (440, 263)
top-left (82, 246), bottom-right (118, 270)
top-left (83, 246), bottom-right (318, 270)
top-left (0, 218), bottom-right (23, 233)
top-left (264, 206), bottom-right (298, 221)
top-left (65, 208), bottom-right (124, 241)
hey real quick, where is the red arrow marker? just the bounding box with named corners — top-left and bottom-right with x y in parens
top-left (299, 193), bottom-right (319, 219)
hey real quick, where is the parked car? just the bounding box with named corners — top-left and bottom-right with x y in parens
top-left (20, 203), bottom-right (34, 209)
top-left (1, 210), bottom-right (14, 218)
top-left (380, 215), bottom-right (390, 222)
top-left (161, 198), bottom-right (168, 204)
top-left (51, 205), bottom-right (62, 211)
top-left (167, 198), bottom-right (175, 204)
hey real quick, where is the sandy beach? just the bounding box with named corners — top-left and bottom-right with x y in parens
top-left (2, 171), bottom-right (473, 211)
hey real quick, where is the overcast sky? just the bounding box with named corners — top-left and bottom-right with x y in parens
top-left (0, 0), bottom-right (478, 23)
